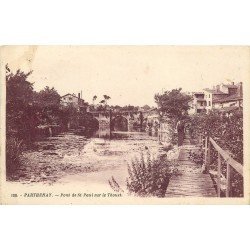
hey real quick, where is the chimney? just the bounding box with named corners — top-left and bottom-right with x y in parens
top-left (232, 82), bottom-right (235, 85)
top-left (216, 85), bottom-right (220, 91)
top-left (81, 90), bottom-right (82, 99)
top-left (78, 93), bottom-right (80, 99)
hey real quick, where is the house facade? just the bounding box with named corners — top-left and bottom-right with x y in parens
top-left (61, 93), bottom-right (87, 111)
top-left (190, 82), bottom-right (243, 114)
top-left (189, 92), bottom-right (206, 114)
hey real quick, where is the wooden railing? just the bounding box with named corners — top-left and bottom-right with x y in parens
top-left (201, 135), bottom-right (243, 197)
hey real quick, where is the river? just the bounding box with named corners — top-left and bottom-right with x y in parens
top-left (15, 129), bottom-right (169, 192)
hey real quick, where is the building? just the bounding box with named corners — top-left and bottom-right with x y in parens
top-left (203, 87), bottom-right (228, 112)
top-left (61, 92), bottom-right (87, 111)
top-left (213, 83), bottom-right (243, 110)
top-left (189, 92), bottom-right (206, 114)
top-left (190, 82), bottom-right (243, 114)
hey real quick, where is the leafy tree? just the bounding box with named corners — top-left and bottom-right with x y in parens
top-left (6, 66), bottom-right (36, 174)
top-left (35, 86), bottom-right (61, 125)
top-left (142, 104), bottom-right (151, 111)
top-left (36, 86), bottom-right (61, 109)
top-left (92, 95), bottom-right (97, 105)
top-left (103, 94), bottom-right (111, 105)
top-left (6, 65), bottom-right (37, 141)
top-left (154, 88), bottom-right (192, 119)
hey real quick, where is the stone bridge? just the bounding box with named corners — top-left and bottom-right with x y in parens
top-left (88, 110), bottom-right (143, 132)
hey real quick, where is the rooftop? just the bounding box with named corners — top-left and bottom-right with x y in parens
top-left (213, 93), bottom-right (243, 103)
top-left (61, 93), bottom-right (84, 100)
top-left (222, 84), bottom-right (238, 89)
top-left (216, 106), bottom-right (242, 113)
top-left (203, 88), bottom-right (228, 95)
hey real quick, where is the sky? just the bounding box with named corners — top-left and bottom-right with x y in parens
top-left (2, 46), bottom-right (249, 106)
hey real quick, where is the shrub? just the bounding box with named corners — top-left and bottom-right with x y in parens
top-left (189, 109), bottom-right (243, 197)
top-left (6, 136), bottom-right (24, 176)
top-left (126, 152), bottom-right (172, 197)
top-left (188, 147), bottom-right (204, 167)
top-left (109, 152), bottom-right (173, 197)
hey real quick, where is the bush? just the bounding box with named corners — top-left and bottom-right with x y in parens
top-left (188, 147), bottom-right (204, 167)
top-left (109, 152), bottom-right (173, 197)
top-left (189, 109), bottom-right (243, 197)
top-left (126, 152), bottom-right (172, 197)
top-left (6, 136), bottom-right (24, 175)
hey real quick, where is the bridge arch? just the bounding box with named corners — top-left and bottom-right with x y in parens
top-left (78, 113), bottom-right (99, 136)
top-left (111, 115), bottom-right (129, 131)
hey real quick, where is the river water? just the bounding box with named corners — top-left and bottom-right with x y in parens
top-left (16, 129), bottom-right (170, 192)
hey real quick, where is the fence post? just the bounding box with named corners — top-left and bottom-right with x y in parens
top-left (204, 136), bottom-right (207, 166)
top-left (226, 163), bottom-right (231, 197)
top-left (205, 137), bottom-right (211, 173)
top-left (217, 153), bottom-right (221, 197)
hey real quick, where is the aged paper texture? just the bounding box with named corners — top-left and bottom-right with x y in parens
top-left (0, 46), bottom-right (249, 204)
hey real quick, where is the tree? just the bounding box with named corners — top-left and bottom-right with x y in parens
top-left (103, 95), bottom-right (111, 105)
top-left (154, 88), bottom-right (192, 119)
top-left (6, 66), bottom-right (36, 174)
top-left (92, 95), bottom-right (97, 105)
top-left (142, 104), bottom-right (151, 111)
top-left (6, 65), bottom-right (37, 140)
top-left (35, 86), bottom-right (61, 125)
top-left (36, 86), bottom-right (60, 109)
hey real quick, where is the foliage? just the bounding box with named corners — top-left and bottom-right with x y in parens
top-left (188, 147), bottom-right (204, 167)
top-left (59, 104), bottom-right (79, 129)
top-left (36, 86), bottom-right (61, 110)
top-left (189, 109), bottom-right (243, 164)
top-left (100, 95), bottom-right (111, 106)
top-left (141, 104), bottom-right (151, 111)
top-left (6, 65), bottom-right (38, 142)
top-left (155, 88), bottom-right (192, 119)
top-left (6, 137), bottom-right (24, 175)
top-left (108, 152), bottom-right (173, 197)
top-left (154, 88), bottom-right (192, 145)
top-left (126, 152), bottom-right (172, 197)
top-left (92, 95), bottom-right (97, 105)
top-left (35, 86), bottom-right (61, 125)
top-left (189, 109), bottom-right (243, 197)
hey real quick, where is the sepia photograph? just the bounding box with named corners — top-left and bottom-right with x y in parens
top-left (0, 46), bottom-right (249, 204)
top-left (1, 2), bottom-right (250, 250)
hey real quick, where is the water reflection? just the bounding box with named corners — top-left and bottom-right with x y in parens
top-left (94, 126), bottom-right (158, 140)
top-left (94, 126), bottom-right (111, 139)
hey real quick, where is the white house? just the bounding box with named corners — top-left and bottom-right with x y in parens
top-left (189, 82), bottom-right (243, 114)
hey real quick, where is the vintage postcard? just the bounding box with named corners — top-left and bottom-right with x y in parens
top-left (0, 46), bottom-right (249, 204)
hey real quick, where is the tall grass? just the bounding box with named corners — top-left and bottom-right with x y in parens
top-left (6, 137), bottom-right (24, 175)
top-left (109, 152), bottom-right (172, 197)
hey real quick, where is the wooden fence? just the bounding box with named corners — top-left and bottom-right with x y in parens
top-left (200, 135), bottom-right (243, 197)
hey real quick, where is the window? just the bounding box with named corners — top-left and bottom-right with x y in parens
top-left (208, 101), bottom-right (211, 106)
